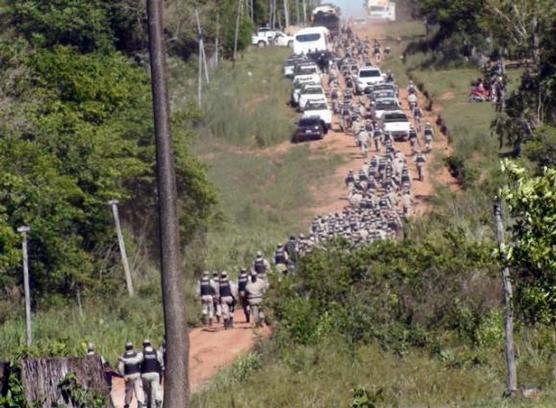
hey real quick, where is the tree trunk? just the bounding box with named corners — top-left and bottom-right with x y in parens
top-left (295, 0), bottom-right (300, 25)
top-left (283, 0), bottom-right (290, 29)
top-left (302, 0), bottom-right (307, 25)
top-left (494, 198), bottom-right (518, 397)
top-left (233, 0), bottom-right (242, 61)
top-left (21, 356), bottom-right (108, 407)
top-left (146, 0), bottom-right (190, 406)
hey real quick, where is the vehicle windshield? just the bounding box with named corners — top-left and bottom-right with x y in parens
top-left (373, 90), bottom-right (394, 98)
top-left (376, 101), bottom-right (399, 110)
top-left (306, 102), bottom-right (328, 110)
top-left (303, 87), bottom-right (323, 94)
top-left (299, 118), bottom-right (320, 126)
top-left (360, 70), bottom-right (381, 78)
top-left (296, 33), bottom-right (321, 42)
top-left (383, 113), bottom-right (408, 122)
top-left (297, 67), bottom-right (317, 75)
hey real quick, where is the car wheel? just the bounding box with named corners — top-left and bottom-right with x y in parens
top-left (258, 41), bottom-right (266, 48)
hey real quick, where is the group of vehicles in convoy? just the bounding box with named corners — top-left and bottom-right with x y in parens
top-left (278, 28), bottom-right (412, 143)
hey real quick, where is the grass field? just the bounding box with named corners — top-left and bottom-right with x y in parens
top-left (189, 47), bottom-right (345, 270)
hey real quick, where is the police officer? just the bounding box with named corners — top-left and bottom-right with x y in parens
top-left (285, 235), bottom-right (299, 267)
top-left (198, 271), bottom-right (214, 327)
top-left (219, 271), bottom-right (235, 329)
top-left (141, 340), bottom-right (164, 408)
top-left (246, 271), bottom-right (268, 328)
top-left (424, 122), bottom-right (434, 152)
top-left (210, 271), bottom-right (221, 323)
top-left (274, 244), bottom-right (289, 276)
top-left (118, 342), bottom-right (145, 408)
top-left (237, 267), bottom-right (250, 323)
top-left (252, 251), bottom-right (270, 279)
top-left (415, 151), bottom-right (427, 181)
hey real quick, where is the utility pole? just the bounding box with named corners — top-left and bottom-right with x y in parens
top-left (146, 0), bottom-right (189, 406)
top-left (108, 199), bottom-right (134, 297)
top-left (494, 198), bottom-right (518, 397)
top-left (17, 225), bottom-right (32, 346)
top-left (195, 9), bottom-right (210, 84)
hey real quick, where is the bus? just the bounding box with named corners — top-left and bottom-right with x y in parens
top-left (293, 27), bottom-right (330, 55)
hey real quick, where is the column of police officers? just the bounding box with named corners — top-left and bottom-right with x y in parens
top-left (197, 238), bottom-right (305, 330)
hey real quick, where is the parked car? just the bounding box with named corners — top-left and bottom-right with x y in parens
top-left (356, 67), bottom-right (384, 94)
top-left (291, 78), bottom-right (319, 106)
top-left (251, 28), bottom-right (277, 47)
top-left (373, 97), bottom-right (401, 120)
top-left (381, 110), bottom-right (411, 141)
top-left (292, 63), bottom-right (321, 84)
top-left (369, 88), bottom-right (397, 102)
top-left (298, 85), bottom-right (326, 111)
top-left (284, 56), bottom-right (308, 78)
top-left (252, 30), bottom-right (294, 47)
top-left (302, 99), bottom-right (332, 129)
top-left (292, 116), bottom-right (325, 142)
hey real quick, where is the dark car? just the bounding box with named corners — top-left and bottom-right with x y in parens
top-left (292, 116), bottom-right (325, 143)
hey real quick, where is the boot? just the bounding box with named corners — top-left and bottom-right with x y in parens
top-left (229, 317), bottom-right (234, 329)
top-left (209, 317), bottom-right (213, 327)
top-left (203, 315), bottom-right (208, 326)
top-left (224, 318), bottom-right (229, 330)
top-left (216, 315), bottom-right (221, 323)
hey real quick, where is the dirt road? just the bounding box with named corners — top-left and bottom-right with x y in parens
top-left (111, 22), bottom-right (457, 406)
top-left (110, 311), bottom-right (270, 407)
top-left (303, 24), bottom-right (457, 220)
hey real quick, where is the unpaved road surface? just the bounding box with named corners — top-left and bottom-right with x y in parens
top-left (110, 311), bottom-right (270, 407)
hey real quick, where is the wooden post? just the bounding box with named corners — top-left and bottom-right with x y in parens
top-left (494, 198), bottom-right (518, 396)
top-left (108, 200), bottom-right (134, 296)
top-left (195, 9), bottom-right (210, 84)
top-left (17, 225), bottom-right (32, 346)
top-left (146, 0), bottom-right (190, 405)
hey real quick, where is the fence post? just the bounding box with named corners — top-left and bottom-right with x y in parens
top-left (494, 197), bottom-right (518, 396)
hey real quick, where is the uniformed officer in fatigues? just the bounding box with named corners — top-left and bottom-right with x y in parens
top-left (118, 342), bottom-right (145, 408)
top-left (415, 151), bottom-right (426, 181)
top-left (141, 340), bottom-right (164, 408)
top-left (252, 251), bottom-right (270, 280)
top-left (237, 267), bottom-right (250, 323)
top-left (210, 271), bottom-right (221, 323)
top-left (274, 244), bottom-right (289, 276)
top-left (219, 271), bottom-right (235, 329)
top-left (246, 271), bottom-right (268, 327)
top-left (198, 271), bottom-right (214, 327)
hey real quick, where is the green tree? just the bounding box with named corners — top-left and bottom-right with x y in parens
top-left (501, 160), bottom-right (556, 323)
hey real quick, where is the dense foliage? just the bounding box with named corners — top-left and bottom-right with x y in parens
top-left (269, 231), bottom-right (498, 352)
top-left (501, 161), bottom-right (556, 324)
top-left (0, 2), bottom-right (217, 303)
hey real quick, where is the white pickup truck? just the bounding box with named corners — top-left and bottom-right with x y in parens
top-left (252, 30), bottom-right (294, 48)
top-left (381, 110), bottom-right (411, 141)
top-left (302, 99), bottom-right (333, 129)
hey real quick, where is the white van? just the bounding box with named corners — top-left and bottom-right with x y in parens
top-left (293, 27), bottom-right (330, 55)
top-left (368, 3), bottom-right (396, 21)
